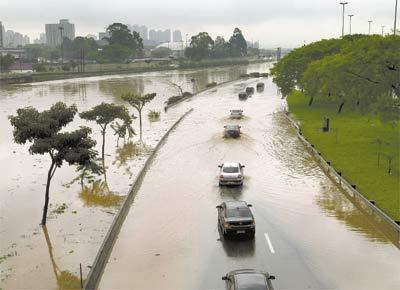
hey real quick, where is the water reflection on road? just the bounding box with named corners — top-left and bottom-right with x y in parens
top-left (0, 64), bottom-right (256, 288)
top-left (99, 72), bottom-right (400, 290)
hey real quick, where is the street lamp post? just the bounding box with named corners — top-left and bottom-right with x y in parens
top-left (58, 26), bottom-right (64, 63)
top-left (395, 0), bottom-right (398, 35)
top-left (340, 2), bottom-right (349, 37)
top-left (348, 14), bottom-right (354, 35)
top-left (368, 20), bottom-right (373, 34)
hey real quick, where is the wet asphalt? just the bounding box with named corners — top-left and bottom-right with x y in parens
top-left (99, 77), bottom-right (400, 290)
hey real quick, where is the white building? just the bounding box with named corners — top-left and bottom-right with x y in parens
top-left (173, 30), bottom-right (182, 42)
top-left (45, 19), bottom-right (75, 46)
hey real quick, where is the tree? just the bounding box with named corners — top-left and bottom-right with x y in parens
top-left (111, 119), bottom-right (136, 146)
top-left (185, 32), bottom-right (214, 60)
top-left (106, 23), bottom-right (143, 51)
top-left (121, 93), bottom-right (157, 140)
top-left (79, 103), bottom-right (132, 179)
top-left (229, 28), bottom-right (247, 57)
top-left (9, 102), bottom-right (97, 225)
top-left (212, 36), bottom-right (230, 58)
top-left (0, 54), bottom-right (15, 72)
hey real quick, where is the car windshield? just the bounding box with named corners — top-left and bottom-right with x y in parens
top-left (226, 206), bottom-right (252, 218)
top-left (223, 166), bottom-right (239, 173)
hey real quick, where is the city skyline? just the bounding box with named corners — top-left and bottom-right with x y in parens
top-left (0, 0), bottom-right (395, 48)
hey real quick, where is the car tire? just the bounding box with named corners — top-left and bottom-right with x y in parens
top-left (223, 232), bottom-right (230, 240)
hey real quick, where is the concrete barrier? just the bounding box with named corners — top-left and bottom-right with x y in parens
top-left (84, 108), bottom-right (194, 289)
top-left (165, 78), bottom-right (241, 110)
top-left (284, 111), bottom-right (400, 248)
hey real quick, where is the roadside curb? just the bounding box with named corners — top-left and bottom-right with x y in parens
top-left (283, 111), bottom-right (400, 246)
top-left (84, 108), bottom-right (194, 289)
top-left (165, 77), bottom-right (245, 110)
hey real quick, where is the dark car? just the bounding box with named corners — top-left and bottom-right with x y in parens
top-left (256, 82), bottom-right (265, 92)
top-left (245, 87), bottom-right (255, 95)
top-left (224, 125), bottom-right (241, 138)
top-left (238, 92), bottom-right (248, 100)
top-left (217, 201), bottom-right (255, 239)
top-left (222, 269), bottom-right (275, 290)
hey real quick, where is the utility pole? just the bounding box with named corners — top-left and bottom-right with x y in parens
top-left (348, 14), bottom-right (354, 35)
top-left (340, 2), bottom-right (349, 37)
top-left (368, 20), bottom-right (373, 34)
top-left (395, 0), bottom-right (398, 35)
top-left (58, 26), bottom-right (64, 63)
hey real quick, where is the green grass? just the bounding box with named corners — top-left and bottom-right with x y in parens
top-left (287, 91), bottom-right (400, 220)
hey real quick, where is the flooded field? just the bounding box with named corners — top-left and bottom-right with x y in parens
top-left (0, 63), bottom-right (266, 288)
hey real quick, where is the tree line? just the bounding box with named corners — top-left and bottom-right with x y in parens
top-left (270, 34), bottom-right (400, 121)
top-left (184, 28), bottom-right (248, 60)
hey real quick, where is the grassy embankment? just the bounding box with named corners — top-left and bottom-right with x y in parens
top-left (1, 58), bottom-right (265, 84)
top-left (287, 91), bottom-right (400, 221)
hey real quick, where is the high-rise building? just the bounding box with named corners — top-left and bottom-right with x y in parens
top-left (45, 19), bottom-right (75, 46)
top-left (0, 21), bottom-right (4, 48)
top-left (173, 30), bottom-right (182, 42)
top-left (149, 29), bottom-right (157, 42)
top-left (3, 30), bottom-right (30, 47)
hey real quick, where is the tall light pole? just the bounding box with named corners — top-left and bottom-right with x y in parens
top-left (368, 20), bottom-right (373, 34)
top-left (58, 26), bottom-right (64, 63)
top-left (395, 0), bottom-right (398, 35)
top-left (348, 14), bottom-right (354, 35)
top-left (382, 25), bottom-right (385, 36)
top-left (340, 2), bottom-right (349, 37)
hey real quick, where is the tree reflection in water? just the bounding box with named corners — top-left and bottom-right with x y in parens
top-left (79, 180), bottom-right (124, 208)
top-left (42, 225), bottom-right (82, 290)
top-left (316, 183), bottom-right (399, 249)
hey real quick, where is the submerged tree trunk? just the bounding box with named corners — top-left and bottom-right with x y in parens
top-left (308, 96), bottom-right (314, 106)
top-left (337, 101), bottom-right (345, 113)
top-left (101, 128), bottom-right (107, 182)
top-left (139, 110), bottom-right (143, 141)
top-left (42, 159), bottom-right (56, 225)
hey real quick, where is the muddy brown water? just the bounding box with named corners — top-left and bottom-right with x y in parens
top-left (98, 71), bottom-right (400, 289)
top-left (0, 64), bottom-right (260, 288)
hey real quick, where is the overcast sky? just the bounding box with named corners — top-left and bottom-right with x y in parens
top-left (0, 0), bottom-right (396, 48)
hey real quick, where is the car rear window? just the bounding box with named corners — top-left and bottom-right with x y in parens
top-left (223, 166), bottom-right (239, 173)
top-left (226, 125), bottom-right (239, 130)
top-left (226, 206), bottom-right (252, 218)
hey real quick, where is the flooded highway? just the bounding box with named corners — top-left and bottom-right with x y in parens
top-left (0, 64), bottom-right (253, 288)
top-left (98, 74), bottom-right (400, 289)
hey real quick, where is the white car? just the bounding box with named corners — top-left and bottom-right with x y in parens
top-left (218, 162), bottom-right (245, 186)
top-left (230, 109), bottom-right (243, 119)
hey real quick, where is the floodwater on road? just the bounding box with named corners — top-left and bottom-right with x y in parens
top-left (99, 71), bottom-right (400, 289)
top-left (0, 63), bottom-right (261, 288)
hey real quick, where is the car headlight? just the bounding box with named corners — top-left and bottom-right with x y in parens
top-left (237, 174), bottom-right (242, 178)
top-left (220, 174), bottom-right (224, 178)
top-left (224, 222), bottom-right (230, 229)
top-left (252, 220), bottom-right (255, 225)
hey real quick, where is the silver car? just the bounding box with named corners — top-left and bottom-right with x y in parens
top-left (224, 125), bottom-right (241, 138)
top-left (222, 269), bottom-right (276, 290)
top-left (218, 162), bottom-right (245, 186)
top-left (230, 109), bottom-right (243, 119)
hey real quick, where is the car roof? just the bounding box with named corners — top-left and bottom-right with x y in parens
top-left (222, 162), bottom-right (240, 167)
top-left (235, 273), bottom-right (268, 290)
top-left (224, 200), bottom-right (248, 208)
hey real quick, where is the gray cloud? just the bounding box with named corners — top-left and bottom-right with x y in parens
top-left (0, 0), bottom-right (395, 47)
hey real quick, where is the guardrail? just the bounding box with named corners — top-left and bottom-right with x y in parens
top-left (284, 111), bottom-right (400, 248)
top-left (84, 108), bottom-right (194, 289)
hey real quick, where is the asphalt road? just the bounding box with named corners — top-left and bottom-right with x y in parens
top-left (99, 77), bottom-right (400, 289)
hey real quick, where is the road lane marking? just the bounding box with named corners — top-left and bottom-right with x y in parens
top-left (264, 233), bottom-right (275, 254)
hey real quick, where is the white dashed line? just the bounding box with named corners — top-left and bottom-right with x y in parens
top-left (264, 233), bottom-right (275, 254)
